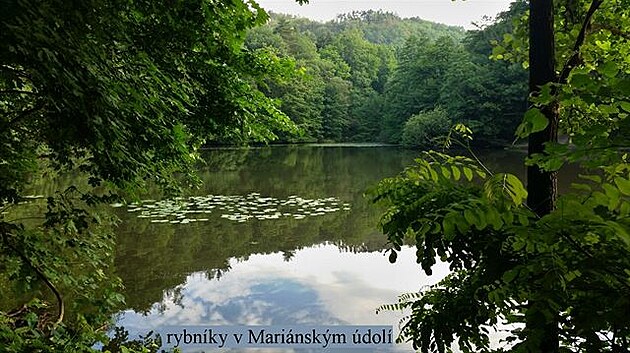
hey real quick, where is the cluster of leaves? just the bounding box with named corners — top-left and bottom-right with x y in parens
top-left (0, 188), bottom-right (135, 352)
top-left (370, 150), bottom-right (630, 352)
top-left (401, 107), bottom-right (452, 148)
top-left (0, 310), bottom-right (166, 353)
top-left (495, 0), bottom-right (630, 163)
top-left (1, 0), bottom-right (299, 196)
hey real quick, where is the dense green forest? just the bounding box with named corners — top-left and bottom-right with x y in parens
top-left (1, 0), bottom-right (629, 352)
top-left (244, 8), bottom-right (528, 146)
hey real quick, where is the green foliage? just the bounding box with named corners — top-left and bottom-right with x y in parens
top-left (0, 0), bottom-right (300, 351)
top-left (0, 306), bottom-right (166, 352)
top-left (515, 108), bottom-right (549, 139)
top-left (381, 34), bottom-right (465, 142)
top-left (370, 150), bottom-right (630, 352)
top-left (450, 6), bottom-right (529, 145)
top-left (380, 8), bottom-right (528, 145)
top-left (246, 12), bottom-right (474, 143)
top-left (244, 9), bottom-right (528, 146)
top-left (370, 0), bottom-right (630, 351)
top-left (246, 16), bottom-right (398, 142)
top-left (331, 10), bottom-right (465, 46)
top-left (1, 0), bottom-right (298, 196)
top-left (401, 107), bottom-right (451, 148)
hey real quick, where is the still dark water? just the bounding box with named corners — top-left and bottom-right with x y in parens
top-left (111, 144), bottom-right (568, 352)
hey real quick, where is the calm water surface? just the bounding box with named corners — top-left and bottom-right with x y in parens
top-left (112, 145), bottom-right (560, 352)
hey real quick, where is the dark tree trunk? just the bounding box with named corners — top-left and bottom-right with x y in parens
top-left (528, 1), bottom-right (559, 215)
top-left (526, 1), bottom-right (559, 352)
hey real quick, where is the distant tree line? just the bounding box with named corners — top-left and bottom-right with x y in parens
top-left (246, 7), bottom-right (529, 147)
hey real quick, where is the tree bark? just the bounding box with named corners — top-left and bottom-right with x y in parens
top-left (526, 1), bottom-right (559, 352)
top-left (528, 0), bottom-right (558, 216)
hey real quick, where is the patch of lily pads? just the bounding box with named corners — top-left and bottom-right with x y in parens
top-left (112, 193), bottom-right (351, 224)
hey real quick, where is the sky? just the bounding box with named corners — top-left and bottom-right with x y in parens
top-left (256, 0), bottom-right (514, 30)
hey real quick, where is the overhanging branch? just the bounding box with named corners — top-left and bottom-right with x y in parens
top-left (0, 101), bottom-right (45, 133)
top-left (0, 89), bottom-right (38, 96)
top-left (0, 65), bottom-right (32, 81)
top-left (1, 228), bottom-right (65, 326)
top-left (557, 0), bottom-right (604, 85)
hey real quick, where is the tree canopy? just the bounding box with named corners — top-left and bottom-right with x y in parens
top-left (245, 10), bottom-right (528, 145)
top-left (1, 0), bottom-right (297, 351)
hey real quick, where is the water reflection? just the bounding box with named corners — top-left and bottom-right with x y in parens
top-left (110, 145), bottom-right (575, 351)
top-left (114, 146), bottom-right (419, 312)
top-left (117, 245), bottom-right (450, 352)
top-left (1, 145), bottom-right (581, 351)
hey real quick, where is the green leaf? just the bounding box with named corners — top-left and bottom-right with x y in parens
top-left (614, 177), bottom-right (630, 196)
top-left (515, 108), bottom-right (549, 138)
top-left (564, 270), bottom-right (581, 283)
top-left (599, 61), bottom-right (618, 78)
top-left (440, 166), bottom-right (451, 179)
top-left (428, 167), bottom-right (439, 182)
top-left (605, 221), bottom-right (630, 248)
top-left (570, 73), bottom-right (591, 88)
top-left (454, 214), bottom-right (470, 234)
top-left (474, 208), bottom-right (488, 230)
top-left (595, 40), bottom-right (611, 50)
top-left (464, 209), bottom-right (477, 226)
top-left (517, 213), bottom-right (529, 226)
top-left (505, 174), bottom-right (527, 205)
top-left (614, 79), bottom-right (630, 93)
top-left (528, 108), bottom-right (548, 133)
top-left (486, 207), bottom-right (503, 230)
top-left (534, 83), bottom-right (554, 105)
top-left (592, 191), bottom-right (609, 206)
top-left (502, 269), bottom-right (519, 283)
top-left (451, 166), bottom-right (461, 181)
top-left (512, 239), bottom-right (526, 253)
top-left (485, 173), bottom-right (527, 206)
top-left (443, 213), bottom-right (457, 239)
top-left (579, 174), bottom-right (602, 183)
top-left (602, 183), bottom-right (621, 210)
top-left (571, 183), bottom-right (592, 192)
top-left (463, 167), bottom-right (473, 181)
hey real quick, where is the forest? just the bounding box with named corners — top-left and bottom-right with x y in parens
top-left (244, 8), bottom-right (528, 146)
top-left (1, 0), bottom-right (629, 353)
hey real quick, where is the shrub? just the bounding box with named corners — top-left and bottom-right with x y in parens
top-left (401, 107), bottom-right (451, 148)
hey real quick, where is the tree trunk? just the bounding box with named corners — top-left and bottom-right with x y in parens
top-left (528, 0), bottom-right (558, 215)
top-left (526, 1), bottom-right (559, 352)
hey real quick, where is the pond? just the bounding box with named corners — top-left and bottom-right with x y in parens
top-left (111, 144), bottom-right (577, 352)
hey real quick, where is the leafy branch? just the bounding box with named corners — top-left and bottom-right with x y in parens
top-left (0, 100), bottom-right (45, 133)
top-left (0, 89), bottom-right (38, 96)
top-left (591, 23), bottom-right (630, 40)
top-left (557, 229), bottom-right (630, 291)
top-left (557, 0), bottom-right (604, 85)
top-left (440, 123), bottom-right (494, 177)
top-left (0, 227), bottom-right (64, 326)
top-left (0, 65), bottom-right (32, 81)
